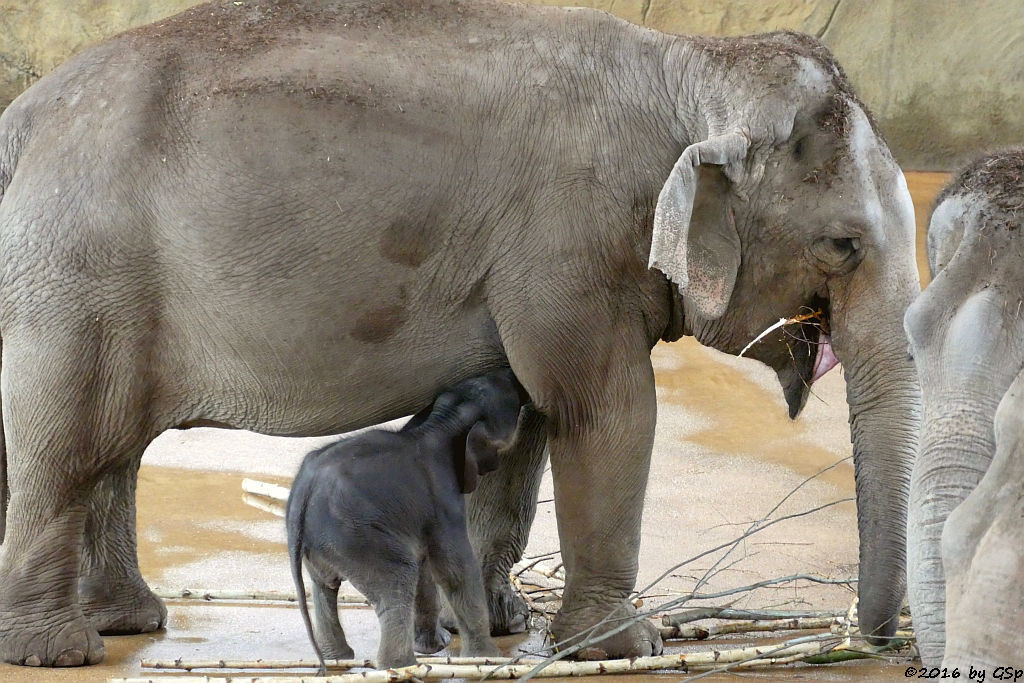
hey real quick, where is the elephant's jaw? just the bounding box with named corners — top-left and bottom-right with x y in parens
top-left (779, 327), bottom-right (839, 419)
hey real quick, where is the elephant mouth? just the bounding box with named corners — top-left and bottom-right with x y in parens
top-left (777, 301), bottom-right (836, 419)
top-left (812, 334), bottom-right (839, 382)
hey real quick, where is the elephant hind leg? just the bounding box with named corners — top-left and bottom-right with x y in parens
top-left (78, 455), bottom-right (167, 635)
top-left (310, 579), bottom-right (355, 660)
top-left (0, 329), bottom-right (163, 666)
top-left (413, 560), bottom-right (450, 654)
top-left (356, 562), bottom-right (420, 669)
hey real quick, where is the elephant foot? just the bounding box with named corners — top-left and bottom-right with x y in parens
top-left (78, 574), bottom-right (167, 635)
top-left (486, 579), bottom-right (530, 635)
top-left (414, 623), bottom-right (452, 654)
top-left (320, 641), bottom-right (355, 661)
top-left (441, 579), bottom-right (529, 635)
top-left (552, 602), bottom-right (662, 660)
top-left (0, 610), bottom-right (105, 666)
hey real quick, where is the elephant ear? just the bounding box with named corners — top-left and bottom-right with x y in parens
top-left (456, 421), bottom-right (501, 494)
top-left (455, 410), bottom-right (517, 494)
top-left (650, 132), bottom-right (749, 320)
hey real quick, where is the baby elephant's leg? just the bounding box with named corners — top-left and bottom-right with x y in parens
top-left (413, 562), bottom-right (451, 654)
top-left (311, 579), bottom-right (355, 660)
top-left (352, 560), bottom-right (419, 669)
top-left (429, 530), bottom-right (501, 657)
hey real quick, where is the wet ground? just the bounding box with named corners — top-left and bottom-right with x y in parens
top-left (0, 172), bottom-right (948, 682)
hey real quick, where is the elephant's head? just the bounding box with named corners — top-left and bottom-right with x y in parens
top-left (440, 369), bottom-right (526, 493)
top-left (903, 150), bottom-right (1024, 664)
top-left (652, 32), bottom-right (921, 643)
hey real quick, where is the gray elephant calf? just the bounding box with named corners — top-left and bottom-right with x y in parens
top-left (286, 369), bottom-right (524, 670)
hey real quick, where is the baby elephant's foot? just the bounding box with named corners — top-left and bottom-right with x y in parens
top-left (414, 623), bottom-right (452, 654)
top-left (320, 641), bottom-right (355, 661)
top-left (440, 581), bottom-right (530, 636)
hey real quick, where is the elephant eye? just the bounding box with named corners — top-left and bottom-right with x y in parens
top-left (810, 236), bottom-right (861, 273)
top-left (832, 237), bottom-right (857, 253)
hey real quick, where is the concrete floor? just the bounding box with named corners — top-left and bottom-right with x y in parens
top-left (0, 172), bottom-right (947, 682)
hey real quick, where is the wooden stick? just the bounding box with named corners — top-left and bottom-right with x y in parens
top-left (142, 656), bottom-right (530, 671)
top-left (116, 633), bottom-right (843, 682)
top-left (241, 478), bottom-right (290, 502)
top-left (802, 638), bottom-right (911, 664)
top-left (662, 616), bottom-right (841, 640)
top-left (150, 588), bottom-right (368, 605)
top-left (241, 493), bottom-right (285, 518)
top-left (662, 607), bottom-right (847, 626)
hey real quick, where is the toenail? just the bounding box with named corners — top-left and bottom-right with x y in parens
top-left (23, 655), bottom-right (42, 666)
top-left (55, 649), bottom-right (86, 666)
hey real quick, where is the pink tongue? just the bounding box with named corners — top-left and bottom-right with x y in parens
top-left (812, 334), bottom-right (839, 382)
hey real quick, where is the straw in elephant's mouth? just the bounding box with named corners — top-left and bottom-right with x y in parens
top-left (739, 306), bottom-right (829, 361)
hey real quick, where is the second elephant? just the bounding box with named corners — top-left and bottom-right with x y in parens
top-left (905, 149), bottom-right (1024, 665)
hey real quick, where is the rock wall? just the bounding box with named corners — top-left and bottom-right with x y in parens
top-left (0, 0), bottom-right (1021, 169)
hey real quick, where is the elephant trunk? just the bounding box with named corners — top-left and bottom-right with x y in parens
top-left (830, 259), bottom-right (921, 645)
top-left (0, 413), bottom-right (5, 545)
top-left (0, 447), bottom-right (5, 545)
top-left (908, 392), bottom-right (1000, 664)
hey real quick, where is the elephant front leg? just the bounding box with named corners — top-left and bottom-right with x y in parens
top-left (462, 404), bottom-right (547, 635)
top-left (78, 456), bottom-right (166, 635)
top-left (545, 357), bottom-right (661, 659)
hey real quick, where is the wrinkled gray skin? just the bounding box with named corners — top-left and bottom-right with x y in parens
top-left (287, 370), bottom-right (521, 671)
top-left (0, 0), bottom-right (920, 667)
top-left (943, 371), bottom-right (1024, 672)
top-left (905, 151), bottom-right (1024, 666)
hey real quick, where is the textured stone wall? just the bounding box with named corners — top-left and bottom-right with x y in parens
top-left (0, 0), bottom-right (1021, 169)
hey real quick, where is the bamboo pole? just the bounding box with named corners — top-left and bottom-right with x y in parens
top-left (150, 588), bottom-right (368, 605)
top-left (141, 656), bottom-right (530, 671)
top-left (662, 616), bottom-right (841, 640)
top-left (662, 607), bottom-right (847, 626)
top-left (242, 493), bottom-right (285, 518)
top-left (116, 633), bottom-right (845, 682)
top-left (241, 478), bottom-right (290, 502)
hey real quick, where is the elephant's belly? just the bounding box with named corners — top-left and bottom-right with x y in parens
top-left (160, 291), bottom-right (505, 437)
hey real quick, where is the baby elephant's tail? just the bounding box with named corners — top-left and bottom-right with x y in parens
top-left (286, 476), bottom-right (327, 675)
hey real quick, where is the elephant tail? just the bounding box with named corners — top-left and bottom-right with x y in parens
top-left (286, 472), bottom-right (326, 674)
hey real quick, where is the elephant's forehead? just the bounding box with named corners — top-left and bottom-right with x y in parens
top-left (790, 55), bottom-right (832, 95)
top-left (845, 107), bottom-right (904, 236)
top-left (927, 193), bottom-right (972, 272)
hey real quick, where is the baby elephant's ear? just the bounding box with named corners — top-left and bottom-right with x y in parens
top-left (458, 421), bottom-right (508, 494)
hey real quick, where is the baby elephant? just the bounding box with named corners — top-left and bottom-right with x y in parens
top-left (286, 369), bottom-right (525, 670)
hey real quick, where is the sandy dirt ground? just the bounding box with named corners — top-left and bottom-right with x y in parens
top-left (0, 172), bottom-right (948, 682)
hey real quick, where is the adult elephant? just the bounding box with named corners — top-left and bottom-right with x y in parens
top-left (905, 150), bottom-right (1024, 665)
top-left (0, 0), bottom-right (919, 667)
